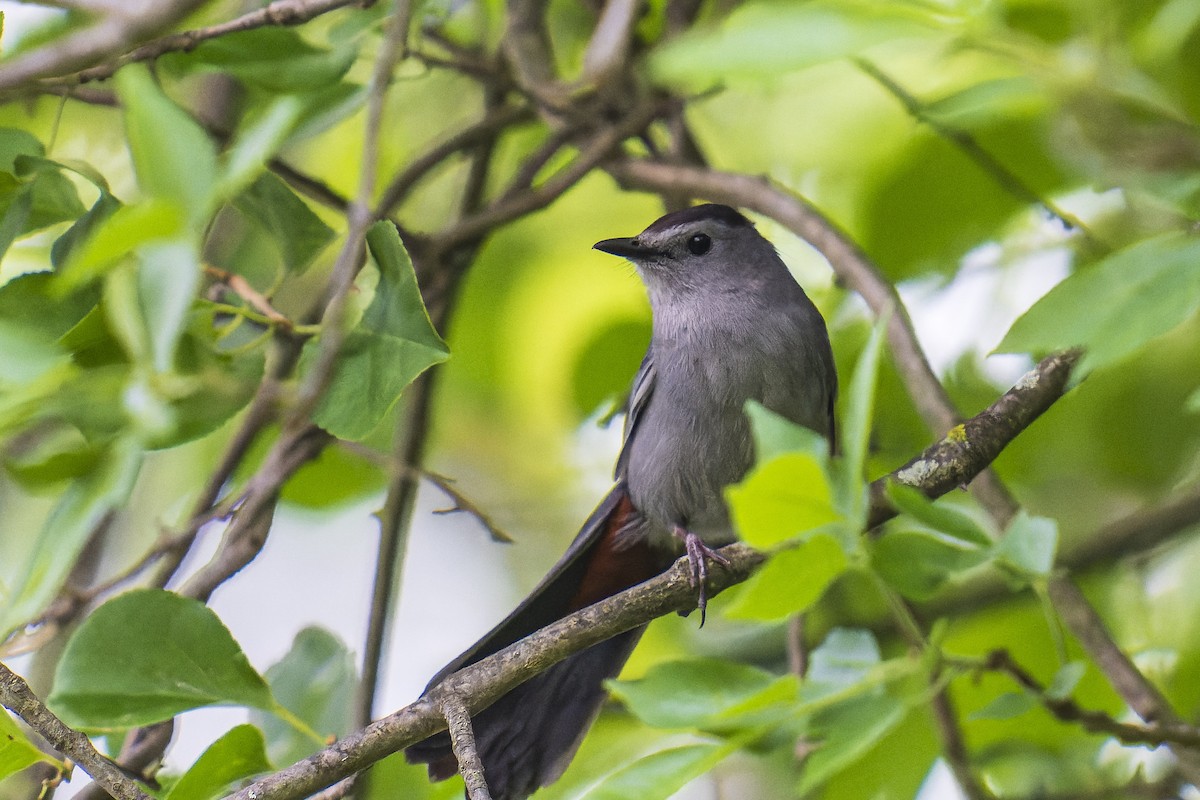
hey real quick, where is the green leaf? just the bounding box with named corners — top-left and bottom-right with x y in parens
top-left (609, 659), bottom-right (795, 731)
top-left (870, 529), bottom-right (989, 601)
top-left (884, 481), bottom-right (993, 546)
top-left (798, 693), bottom-right (908, 794)
top-left (726, 453), bottom-right (841, 548)
top-left (306, 222), bottom-right (449, 440)
top-left (0, 708), bottom-right (59, 780)
top-left (969, 692), bottom-right (1036, 721)
top-left (138, 238), bottom-right (200, 373)
top-left (723, 534), bottom-right (847, 621)
top-left (218, 96), bottom-right (306, 202)
top-left (649, 3), bottom-right (945, 87)
top-left (804, 628), bottom-right (881, 699)
top-left (581, 743), bottom-right (733, 800)
top-left (0, 179), bottom-right (33, 260)
top-left (3, 424), bottom-right (102, 486)
top-left (166, 725), bottom-right (272, 800)
top-left (1045, 661), bottom-right (1087, 701)
top-left (250, 627), bottom-right (357, 767)
top-left (0, 437), bottom-right (142, 639)
top-left (234, 173), bottom-right (334, 274)
top-left (58, 199), bottom-right (187, 292)
top-left (173, 27), bottom-right (357, 92)
top-left (0, 317), bottom-right (68, 384)
top-left (51, 191), bottom-right (121, 269)
top-left (836, 311), bottom-right (888, 523)
top-left (115, 65), bottom-right (217, 220)
top-left (0, 127), bottom-right (44, 170)
top-left (994, 511), bottom-right (1058, 579)
top-left (48, 589), bottom-right (275, 730)
top-left (14, 156), bottom-right (87, 231)
top-left (996, 232), bottom-right (1200, 375)
top-left (745, 400), bottom-right (830, 465)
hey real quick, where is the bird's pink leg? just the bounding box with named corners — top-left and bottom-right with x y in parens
top-left (673, 525), bottom-right (731, 626)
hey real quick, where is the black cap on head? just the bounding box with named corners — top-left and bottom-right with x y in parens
top-left (642, 203), bottom-right (752, 235)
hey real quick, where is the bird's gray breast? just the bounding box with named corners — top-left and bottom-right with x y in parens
top-left (622, 294), bottom-right (831, 550)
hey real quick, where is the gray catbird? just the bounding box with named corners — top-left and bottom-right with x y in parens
top-left (406, 203), bottom-right (837, 800)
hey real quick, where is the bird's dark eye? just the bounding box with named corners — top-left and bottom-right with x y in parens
top-left (687, 233), bottom-right (711, 255)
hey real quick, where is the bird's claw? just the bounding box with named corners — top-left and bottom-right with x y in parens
top-left (674, 526), bottom-right (730, 627)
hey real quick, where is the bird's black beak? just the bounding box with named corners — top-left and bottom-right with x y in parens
top-left (593, 237), bottom-right (663, 259)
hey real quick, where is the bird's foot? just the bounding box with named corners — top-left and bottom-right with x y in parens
top-left (673, 526), bottom-right (731, 627)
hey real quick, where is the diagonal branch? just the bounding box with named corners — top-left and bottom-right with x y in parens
top-left (0, 0), bottom-right (213, 91)
top-left (31, 0), bottom-right (364, 92)
top-left (0, 661), bottom-right (151, 800)
top-left (224, 349), bottom-right (1078, 800)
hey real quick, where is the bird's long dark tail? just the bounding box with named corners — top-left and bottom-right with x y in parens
top-left (405, 486), bottom-right (662, 800)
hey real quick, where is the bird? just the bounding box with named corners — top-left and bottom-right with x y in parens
top-left (405, 203), bottom-right (837, 800)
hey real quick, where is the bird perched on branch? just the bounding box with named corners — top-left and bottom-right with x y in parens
top-left (406, 203), bottom-right (837, 800)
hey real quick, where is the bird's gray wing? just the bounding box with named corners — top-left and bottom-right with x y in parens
top-left (615, 351), bottom-right (656, 480)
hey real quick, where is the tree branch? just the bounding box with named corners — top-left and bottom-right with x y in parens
top-left (981, 649), bottom-right (1200, 748)
top-left (439, 693), bottom-right (493, 800)
top-left (224, 349), bottom-right (1076, 800)
top-left (0, 0), bottom-right (213, 91)
top-left (0, 661), bottom-right (151, 800)
top-left (33, 0), bottom-right (365, 92)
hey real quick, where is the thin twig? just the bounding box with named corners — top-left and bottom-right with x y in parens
top-left (375, 103), bottom-right (535, 217)
top-left (981, 650), bottom-right (1200, 748)
top-left (204, 266), bottom-right (294, 330)
top-left (291, 0), bottom-right (412, 418)
top-left (36, 0), bottom-right (365, 90)
top-left (439, 693), bottom-right (494, 800)
top-left (0, 0), bottom-right (213, 91)
top-left (0, 661), bottom-right (151, 800)
top-left (853, 58), bottom-right (1095, 242)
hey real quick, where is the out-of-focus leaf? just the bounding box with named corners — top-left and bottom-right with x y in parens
top-left (804, 628), bottom-right (881, 700)
top-left (726, 453), bottom-right (841, 548)
top-left (0, 318), bottom-right (67, 384)
top-left (306, 222), bottom-right (449, 440)
top-left (609, 659), bottom-right (795, 731)
top-left (885, 481), bottom-right (993, 546)
top-left (218, 96), bottom-right (306, 201)
top-left (49, 589), bottom-right (275, 730)
top-left (13, 155), bottom-right (87, 229)
top-left (581, 743), bottom-right (734, 800)
top-left (166, 725), bottom-right (272, 800)
top-left (3, 423), bottom-right (102, 486)
top-left (923, 76), bottom-right (1046, 126)
top-left (798, 693), bottom-right (908, 794)
top-left (51, 191), bottom-right (121, 269)
top-left (138, 239), bottom-right (200, 373)
top-left (115, 64), bottom-right (217, 220)
top-left (0, 437), bottom-right (142, 638)
top-left (172, 27), bottom-right (357, 91)
top-left (996, 232), bottom-right (1200, 375)
top-left (870, 528), bottom-right (989, 600)
top-left (0, 708), bottom-right (59, 780)
top-left (0, 127), bottom-right (44, 170)
top-left (994, 511), bottom-right (1058, 580)
top-left (58, 199), bottom-right (187, 291)
top-left (650, 3), bottom-right (945, 86)
top-left (745, 400), bottom-right (830, 465)
top-left (723, 533), bottom-right (847, 621)
top-left (1046, 661), bottom-right (1087, 701)
top-left (0, 178), bottom-right (32, 260)
top-left (836, 311), bottom-right (888, 523)
top-left (250, 627), bottom-right (357, 767)
top-left (969, 692), bottom-right (1036, 721)
top-left (234, 173), bottom-right (334, 274)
